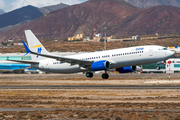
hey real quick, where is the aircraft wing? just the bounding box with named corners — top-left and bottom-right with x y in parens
top-left (22, 40), bottom-right (93, 66)
top-left (7, 60), bottom-right (39, 64)
top-left (31, 51), bottom-right (93, 65)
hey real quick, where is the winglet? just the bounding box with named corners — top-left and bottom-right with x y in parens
top-left (22, 40), bottom-right (31, 56)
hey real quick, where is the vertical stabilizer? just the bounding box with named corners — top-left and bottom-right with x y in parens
top-left (25, 30), bottom-right (50, 61)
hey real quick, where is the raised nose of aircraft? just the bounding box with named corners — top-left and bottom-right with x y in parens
top-left (167, 50), bottom-right (174, 57)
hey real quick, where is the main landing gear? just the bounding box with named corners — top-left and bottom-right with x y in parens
top-left (102, 73), bottom-right (109, 79)
top-left (102, 71), bottom-right (109, 79)
top-left (86, 72), bottom-right (93, 78)
top-left (86, 71), bottom-right (109, 79)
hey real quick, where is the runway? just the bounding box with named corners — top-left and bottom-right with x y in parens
top-left (0, 85), bottom-right (180, 89)
top-left (0, 108), bottom-right (180, 112)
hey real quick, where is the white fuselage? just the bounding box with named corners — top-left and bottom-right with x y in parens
top-left (31, 45), bottom-right (174, 73)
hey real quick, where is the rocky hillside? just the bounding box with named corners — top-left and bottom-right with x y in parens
top-left (0, 0), bottom-right (140, 41)
top-left (1, 0), bottom-right (180, 42)
top-left (112, 5), bottom-right (180, 36)
top-left (125, 0), bottom-right (180, 8)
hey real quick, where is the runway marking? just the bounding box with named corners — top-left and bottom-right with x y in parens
top-left (0, 108), bottom-right (180, 112)
top-left (0, 85), bottom-right (180, 89)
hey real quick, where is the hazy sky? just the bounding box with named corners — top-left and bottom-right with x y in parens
top-left (0, 0), bottom-right (88, 12)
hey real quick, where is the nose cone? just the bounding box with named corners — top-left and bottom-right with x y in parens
top-left (167, 50), bottom-right (174, 58)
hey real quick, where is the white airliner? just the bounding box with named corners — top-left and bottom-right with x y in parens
top-left (9, 30), bottom-right (174, 79)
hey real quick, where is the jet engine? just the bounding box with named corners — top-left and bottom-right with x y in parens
top-left (91, 60), bottom-right (110, 71)
top-left (116, 66), bottom-right (136, 73)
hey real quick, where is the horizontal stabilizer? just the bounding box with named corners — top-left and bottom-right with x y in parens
top-left (7, 60), bottom-right (39, 64)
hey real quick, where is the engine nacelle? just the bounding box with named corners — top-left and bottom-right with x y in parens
top-left (116, 66), bottom-right (136, 73)
top-left (91, 60), bottom-right (110, 71)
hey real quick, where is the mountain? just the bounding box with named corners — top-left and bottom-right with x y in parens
top-left (112, 5), bottom-right (180, 36)
top-left (0, 9), bottom-right (5, 15)
top-left (1, 0), bottom-right (180, 42)
top-left (124, 0), bottom-right (180, 8)
top-left (0, 3), bottom-right (69, 33)
top-left (0, 0), bottom-right (140, 41)
top-left (0, 5), bottom-right (43, 33)
top-left (0, 5), bottom-right (43, 29)
top-left (39, 3), bottom-right (69, 14)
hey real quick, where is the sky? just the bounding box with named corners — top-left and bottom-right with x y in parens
top-left (0, 0), bottom-right (87, 12)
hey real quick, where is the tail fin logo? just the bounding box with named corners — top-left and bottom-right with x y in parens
top-left (37, 47), bottom-right (42, 58)
top-left (31, 45), bottom-right (42, 58)
top-left (31, 45), bottom-right (41, 48)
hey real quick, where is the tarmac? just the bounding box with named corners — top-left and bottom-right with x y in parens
top-left (0, 85), bottom-right (180, 89)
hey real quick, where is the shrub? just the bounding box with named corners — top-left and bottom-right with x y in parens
top-left (80, 115), bottom-right (88, 118)
top-left (115, 117), bottom-right (122, 120)
top-left (68, 114), bottom-right (74, 117)
top-left (37, 114), bottom-right (43, 118)
top-left (90, 115), bottom-right (98, 119)
top-left (105, 118), bottom-right (111, 120)
top-left (30, 114), bottom-right (36, 117)
top-left (175, 116), bottom-right (180, 120)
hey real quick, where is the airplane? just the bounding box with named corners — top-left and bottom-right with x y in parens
top-left (8, 30), bottom-right (174, 79)
top-left (0, 62), bottom-right (30, 73)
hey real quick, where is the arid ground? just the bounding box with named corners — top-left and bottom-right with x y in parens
top-left (0, 73), bottom-right (180, 120)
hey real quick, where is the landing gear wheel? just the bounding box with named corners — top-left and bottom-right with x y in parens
top-left (102, 73), bottom-right (109, 79)
top-left (86, 72), bottom-right (93, 78)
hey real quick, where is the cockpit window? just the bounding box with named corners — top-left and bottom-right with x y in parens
top-left (159, 48), bottom-right (167, 50)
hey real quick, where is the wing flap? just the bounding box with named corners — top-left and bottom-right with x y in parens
top-left (31, 51), bottom-right (93, 65)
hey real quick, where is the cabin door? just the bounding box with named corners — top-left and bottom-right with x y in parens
top-left (149, 47), bottom-right (153, 56)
